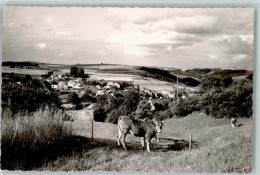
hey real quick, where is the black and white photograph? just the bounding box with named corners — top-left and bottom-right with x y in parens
top-left (1, 7), bottom-right (254, 173)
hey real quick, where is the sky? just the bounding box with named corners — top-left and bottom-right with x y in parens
top-left (2, 7), bottom-right (254, 70)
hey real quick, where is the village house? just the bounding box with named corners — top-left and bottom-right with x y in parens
top-left (51, 81), bottom-right (58, 89)
top-left (58, 82), bottom-right (68, 90)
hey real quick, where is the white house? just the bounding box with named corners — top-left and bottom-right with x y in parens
top-left (68, 80), bottom-right (78, 88)
top-left (73, 83), bottom-right (84, 90)
top-left (51, 81), bottom-right (58, 89)
top-left (96, 90), bottom-right (105, 96)
top-left (58, 82), bottom-right (68, 90)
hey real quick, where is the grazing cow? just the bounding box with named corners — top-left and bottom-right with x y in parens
top-left (117, 116), bottom-right (165, 152)
top-left (231, 117), bottom-right (239, 128)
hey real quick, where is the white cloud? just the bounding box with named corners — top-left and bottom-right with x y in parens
top-left (58, 52), bottom-right (64, 56)
top-left (35, 43), bottom-right (47, 50)
top-left (167, 45), bottom-right (172, 51)
top-left (123, 45), bottom-right (150, 56)
top-left (232, 54), bottom-right (248, 61)
top-left (2, 7), bottom-right (254, 69)
top-left (51, 31), bottom-right (72, 36)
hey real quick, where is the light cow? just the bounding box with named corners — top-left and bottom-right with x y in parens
top-left (117, 116), bottom-right (164, 152)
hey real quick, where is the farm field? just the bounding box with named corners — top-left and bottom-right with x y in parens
top-left (2, 66), bottom-right (49, 76)
top-left (37, 111), bottom-right (252, 173)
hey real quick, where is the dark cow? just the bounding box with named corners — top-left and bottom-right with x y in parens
top-left (117, 116), bottom-right (165, 152)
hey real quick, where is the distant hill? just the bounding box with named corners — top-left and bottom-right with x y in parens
top-left (2, 61), bottom-right (40, 67)
top-left (173, 68), bottom-right (252, 80)
top-left (139, 67), bottom-right (201, 87)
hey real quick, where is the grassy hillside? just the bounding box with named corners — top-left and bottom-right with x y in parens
top-left (36, 112), bottom-right (252, 173)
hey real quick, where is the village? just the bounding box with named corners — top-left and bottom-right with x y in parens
top-left (36, 70), bottom-right (194, 111)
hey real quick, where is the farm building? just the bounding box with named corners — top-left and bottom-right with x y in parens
top-left (51, 81), bottom-right (58, 89)
top-left (58, 82), bottom-right (68, 90)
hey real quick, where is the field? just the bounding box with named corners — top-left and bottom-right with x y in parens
top-left (2, 66), bottom-right (49, 76)
top-left (36, 110), bottom-right (252, 173)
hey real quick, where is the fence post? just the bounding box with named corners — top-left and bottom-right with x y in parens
top-left (189, 133), bottom-right (192, 152)
top-left (91, 119), bottom-right (94, 142)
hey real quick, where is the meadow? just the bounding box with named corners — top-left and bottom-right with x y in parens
top-left (36, 111), bottom-right (252, 173)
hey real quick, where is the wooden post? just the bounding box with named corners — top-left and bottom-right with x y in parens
top-left (176, 73), bottom-right (179, 102)
top-left (91, 119), bottom-right (94, 142)
top-left (189, 133), bottom-right (192, 152)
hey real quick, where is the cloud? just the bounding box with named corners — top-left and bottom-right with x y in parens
top-left (158, 15), bottom-right (221, 34)
top-left (106, 8), bottom-right (253, 36)
top-left (35, 43), bottom-right (47, 50)
top-left (51, 31), bottom-right (72, 36)
top-left (232, 54), bottom-right (248, 61)
top-left (20, 23), bottom-right (34, 29)
top-left (58, 52), bottom-right (64, 56)
top-left (227, 36), bottom-right (253, 54)
top-left (2, 7), bottom-right (254, 69)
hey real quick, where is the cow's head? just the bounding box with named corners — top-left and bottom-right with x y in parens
top-left (153, 120), bottom-right (165, 133)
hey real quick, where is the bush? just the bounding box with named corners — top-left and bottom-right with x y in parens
top-left (81, 93), bottom-right (96, 103)
top-left (135, 100), bottom-right (154, 119)
top-left (67, 93), bottom-right (81, 105)
top-left (207, 79), bottom-right (253, 118)
top-left (1, 107), bottom-right (73, 170)
top-left (175, 95), bottom-right (204, 117)
top-left (93, 107), bottom-right (106, 122)
top-left (93, 89), bottom-right (140, 123)
top-left (1, 81), bottom-right (61, 115)
top-left (106, 106), bottom-right (126, 124)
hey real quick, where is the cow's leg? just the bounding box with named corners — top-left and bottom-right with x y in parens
top-left (146, 137), bottom-right (152, 153)
top-left (155, 133), bottom-right (160, 143)
top-left (140, 137), bottom-right (145, 147)
top-left (117, 129), bottom-right (122, 147)
top-left (120, 132), bottom-right (127, 150)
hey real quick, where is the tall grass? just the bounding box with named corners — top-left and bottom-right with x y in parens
top-left (1, 107), bottom-right (73, 170)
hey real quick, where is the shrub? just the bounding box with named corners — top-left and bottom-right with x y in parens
top-left (106, 106), bottom-right (126, 124)
top-left (81, 93), bottom-right (96, 103)
top-left (207, 79), bottom-right (253, 118)
top-left (175, 95), bottom-right (204, 117)
top-left (135, 100), bottom-right (154, 119)
top-left (1, 81), bottom-right (61, 115)
top-left (93, 107), bottom-right (106, 122)
top-left (93, 89), bottom-right (140, 123)
top-left (67, 93), bottom-right (81, 105)
top-left (1, 107), bottom-right (73, 170)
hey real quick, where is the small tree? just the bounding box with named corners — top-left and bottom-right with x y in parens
top-left (77, 68), bottom-right (84, 78)
top-left (70, 66), bottom-right (78, 78)
top-left (67, 93), bottom-right (81, 105)
top-left (200, 75), bottom-right (222, 92)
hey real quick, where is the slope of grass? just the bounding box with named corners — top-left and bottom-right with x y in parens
top-left (36, 112), bottom-right (252, 173)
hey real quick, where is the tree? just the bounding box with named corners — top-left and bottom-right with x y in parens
top-left (67, 93), bottom-right (81, 105)
top-left (200, 75), bottom-right (222, 92)
top-left (70, 66), bottom-right (78, 77)
top-left (23, 75), bottom-right (32, 83)
top-left (1, 81), bottom-right (61, 115)
top-left (77, 68), bottom-right (84, 78)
